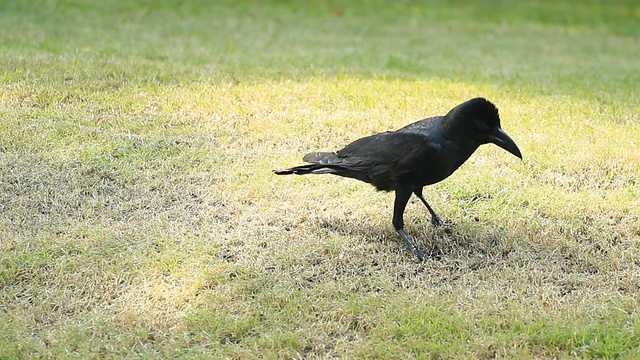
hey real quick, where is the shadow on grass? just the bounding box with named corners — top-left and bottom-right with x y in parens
top-left (314, 214), bottom-right (514, 263)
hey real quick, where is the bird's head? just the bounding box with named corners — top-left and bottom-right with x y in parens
top-left (445, 97), bottom-right (522, 159)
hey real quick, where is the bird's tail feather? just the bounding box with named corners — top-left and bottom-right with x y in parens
top-left (273, 163), bottom-right (336, 175)
top-left (274, 152), bottom-right (342, 175)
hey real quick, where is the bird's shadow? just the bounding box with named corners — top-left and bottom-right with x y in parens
top-left (306, 211), bottom-right (625, 301)
top-left (313, 214), bottom-right (504, 262)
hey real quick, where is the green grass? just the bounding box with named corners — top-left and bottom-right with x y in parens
top-left (1, 0), bottom-right (639, 358)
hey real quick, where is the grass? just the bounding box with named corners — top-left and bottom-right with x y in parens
top-left (1, 0), bottom-right (639, 358)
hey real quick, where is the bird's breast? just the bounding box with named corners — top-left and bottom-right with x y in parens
top-left (417, 146), bottom-right (476, 186)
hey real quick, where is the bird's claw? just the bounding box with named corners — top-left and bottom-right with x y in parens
top-left (431, 215), bottom-right (443, 227)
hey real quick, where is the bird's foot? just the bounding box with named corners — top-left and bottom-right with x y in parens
top-left (431, 215), bottom-right (443, 227)
top-left (413, 248), bottom-right (425, 263)
top-left (396, 228), bottom-right (425, 263)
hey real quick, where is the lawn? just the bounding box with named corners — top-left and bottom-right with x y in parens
top-left (1, 0), bottom-right (639, 358)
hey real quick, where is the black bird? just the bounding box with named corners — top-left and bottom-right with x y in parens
top-left (274, 97), bottom-right (522, 261)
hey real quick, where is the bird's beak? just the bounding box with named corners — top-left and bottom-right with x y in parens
top-left (488, 127), bottom-right (522, 159)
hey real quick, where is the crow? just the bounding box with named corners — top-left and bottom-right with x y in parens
top-left (274, 97), bottom-right (522, 261)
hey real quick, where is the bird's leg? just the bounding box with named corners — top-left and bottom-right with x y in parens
top-left (414, 188), bottom-right (442, 227)
top-left (393, 188), bottom-right (425, 262)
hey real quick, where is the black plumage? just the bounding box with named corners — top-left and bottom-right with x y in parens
top-left (274, 97), bottom-right (522, 261)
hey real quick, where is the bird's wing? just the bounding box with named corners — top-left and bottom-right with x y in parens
top-left (336, 130), bottom-right (442, 185)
